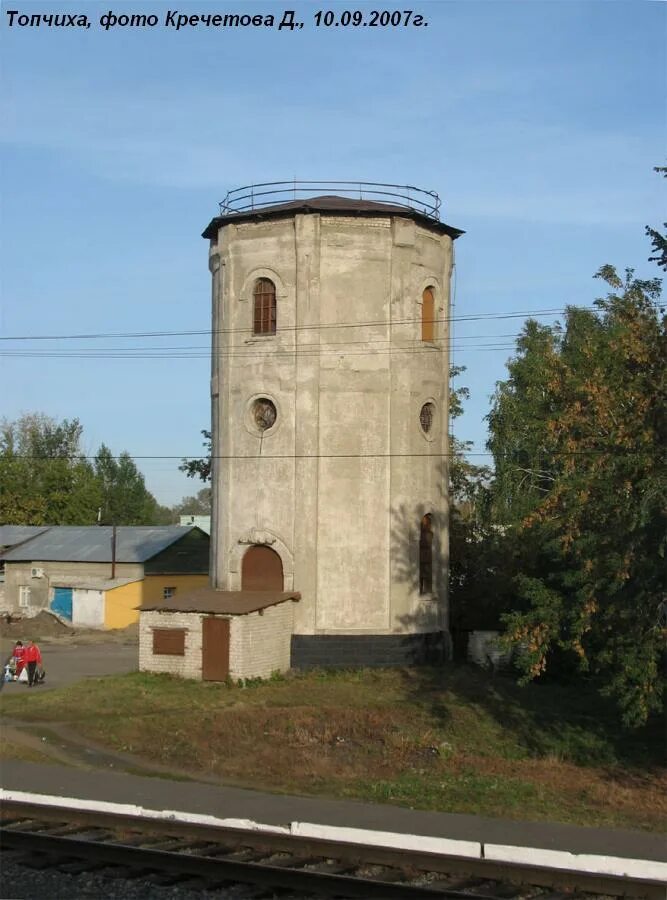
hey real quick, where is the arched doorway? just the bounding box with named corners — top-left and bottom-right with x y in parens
top-left (241, 545), bottom-right (284, 591)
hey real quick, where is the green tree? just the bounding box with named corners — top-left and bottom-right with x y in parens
top-left (645, 167), bottom-right (667, 271)
top-left (447, 368), bottom-right (498, 635)
top-left (0, 414), bottom-right (101, 524)
top-left (94, 445), bottom-right (169, 525)
top-left (487, 268), bottom-right (666, 726)
top-left (172, 487), bottom-right (212, 518)
top-left (179, 430), bottom-right (212, 483)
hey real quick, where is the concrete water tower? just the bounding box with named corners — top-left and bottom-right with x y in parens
top-left (202, 182), bottom-right (464, 666)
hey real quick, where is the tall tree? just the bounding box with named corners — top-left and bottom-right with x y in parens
top-left (487, 268), bottom-right (666, 726)
top-left (448, 367), bottom-right (498, 635)
top-left (94, 445), bottom-right (169, 525)
top-left (0, 414), bottom-right (101, 525)
top-left (0, 416), bottom-right (170, 526)
top-left (172, 488), bottom-right (212, 518)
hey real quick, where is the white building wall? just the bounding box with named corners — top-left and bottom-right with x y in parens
top-left (229, 601), bottom-right (295, 680)
top-left (72, 589), bottom-right (104, 628)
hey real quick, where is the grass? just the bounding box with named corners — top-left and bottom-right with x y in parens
top-left (0, 734), bottom-right (57, 765)
top-left (1, 665), bottom-right (664, 832)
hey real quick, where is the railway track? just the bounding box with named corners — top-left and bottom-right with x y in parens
top-left (1, 800), bottom-right (664, 900)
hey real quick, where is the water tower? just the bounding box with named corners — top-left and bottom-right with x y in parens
top-left (202, 182), bottom-right (463, 666)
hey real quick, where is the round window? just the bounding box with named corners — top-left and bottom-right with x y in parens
top-left (420, 402), bottom-right (435, 434)
top-left (252, 398), bottom-right (277, 431)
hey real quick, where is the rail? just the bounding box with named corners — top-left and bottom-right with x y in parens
top-left (219, 180), bottom-right (442, 220)
top-left (2, 800), bottom-right (664, 900)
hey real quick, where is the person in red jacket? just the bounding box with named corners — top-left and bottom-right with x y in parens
top-left (24, 640), bottom-right (42, 687)
top-left (12, 641), bottom-right (26, 678)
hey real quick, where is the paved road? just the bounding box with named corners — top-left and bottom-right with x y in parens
top-left (2, 641), bottom-right (137, 691)
top-left (2, 760), bottom-right (666, 864)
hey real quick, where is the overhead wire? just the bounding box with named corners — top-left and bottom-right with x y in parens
top-left (8, 446), bottom-right (650, 461)
top-left (0, 306), bottom-right (580, 342)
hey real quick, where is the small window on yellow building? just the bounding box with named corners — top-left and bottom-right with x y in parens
top-left (163, 586), bottom-right (176, 600)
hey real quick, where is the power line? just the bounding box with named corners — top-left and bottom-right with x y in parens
top-left (5, 447), bottom-right (649, 461)
top-left (0, 332), bottom-right (526, 353)
top-left (0, 345), bottom-right (519, 360)
top-left (0, 307), bottom-right (577, 342)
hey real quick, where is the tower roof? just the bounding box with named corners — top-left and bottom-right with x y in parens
top-left (202, 193), bottom-right (464, 241)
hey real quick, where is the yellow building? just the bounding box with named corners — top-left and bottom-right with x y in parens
top-left (105, 574), bottom-right (209, 629)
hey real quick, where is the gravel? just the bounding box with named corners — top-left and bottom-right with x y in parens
top-left (1, 854), bottom-right (320, 899)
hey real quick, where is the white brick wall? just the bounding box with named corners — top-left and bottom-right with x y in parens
top-left (229, 601), bottom-right (294, 680)
top-left (139, 611), bottom-right (203, 680)
top-left (139, 601), bottom-right (296, 682)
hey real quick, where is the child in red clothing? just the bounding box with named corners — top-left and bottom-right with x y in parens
top-left (12, 641), bottom-right (26, 677)
top-left (24, 640), bottom-right (42, 687)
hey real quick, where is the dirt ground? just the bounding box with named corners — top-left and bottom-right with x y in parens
top-left (0, 610), bottom-right (138, 644)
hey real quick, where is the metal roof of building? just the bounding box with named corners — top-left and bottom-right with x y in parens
top-left (0, 526), bottom-right (203, 563)
top-left (52, 576), bottom-right (141, 591)
top-left (140, 589), bottom-right (301, 616)
top-left (0, 526), bottom-right (52, 549)
top-left (202, 195), bottom-right (465, 241)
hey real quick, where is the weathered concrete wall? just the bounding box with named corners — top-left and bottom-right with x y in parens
top-left (229, 601), bottom-right (295, 680)
top-left (139, 610), bottom-right (202, 679)
top-left (4, 561), bottom-right (144, 616)
top-left (210, 210), bottom-right (452, 642)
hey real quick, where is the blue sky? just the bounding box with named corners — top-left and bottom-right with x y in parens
top-left (1, 0), bottom-right (664, 505)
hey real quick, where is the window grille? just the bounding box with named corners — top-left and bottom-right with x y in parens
top-left (253, 278), bottom-right (276, 335)
top-left (420, 402), bottom-right (434, 434)
top-left (163, 586), bottom-right (176, 600)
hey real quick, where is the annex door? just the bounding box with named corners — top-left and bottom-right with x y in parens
top-left (202, 616), bottom-right (230, 681)
top-left (52, 587), bottom-right (73, 620)
top-left (241, 545), bottom-right (283, 591)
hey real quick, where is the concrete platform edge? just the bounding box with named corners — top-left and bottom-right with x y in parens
top-left (3, 789), bottom-right (665, 883)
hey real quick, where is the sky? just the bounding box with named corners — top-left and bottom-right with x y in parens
top-left (1, 0), bottom-right (665, 506)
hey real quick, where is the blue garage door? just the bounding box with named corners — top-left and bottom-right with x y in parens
top-left (52, 587), bottom-right (73, 620)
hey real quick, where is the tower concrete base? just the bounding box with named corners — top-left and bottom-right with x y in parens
top-left (290, 632), bottom-right (450, 669)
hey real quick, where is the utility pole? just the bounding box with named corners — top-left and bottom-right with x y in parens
top-left (111, 524), bottom-right (117, 579)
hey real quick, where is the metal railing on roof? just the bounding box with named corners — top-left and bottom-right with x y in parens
top-left (219, 181), bottom-right (441, 221)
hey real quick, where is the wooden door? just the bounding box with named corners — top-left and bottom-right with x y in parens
top-left (241, 545), bottom-right (283, 591)
top-left (202, 617), bottom-right (230, 681)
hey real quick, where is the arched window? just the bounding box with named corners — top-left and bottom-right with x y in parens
top-left (421, 286), bottom-right (435, 342)
top-left (241, 545), bottom-right (283, 591)
top-left (419, 514), bottom-right (433, 595)
top-left (253, 278), bottom-right (276, 335)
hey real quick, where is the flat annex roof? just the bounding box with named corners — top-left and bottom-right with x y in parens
top-left (139, 589), bottom-right (301, 616)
